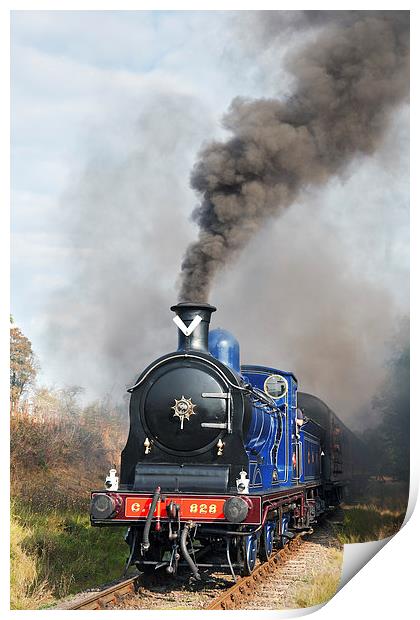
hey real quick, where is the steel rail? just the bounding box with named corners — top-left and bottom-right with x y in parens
top-left (65, 576), bottom-right (140, 610)
top-left (205, 533), bottom-right (304, 610)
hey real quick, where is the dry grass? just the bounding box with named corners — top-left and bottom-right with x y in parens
top-left (10, 515), bottom-right (53, 610)
top-left (11, 502), bottom-right (129, 609)
top-left (292, 480), bottom-right (408, 609)
top-left (293, 548), bottom-right (343, 608)
top-left (355, 479), bottom-right (409, 514)
top-left (10, 406), bottom-right (129, 609)
top-left (11, 410), bottom-right (126, 511)
top-left (336, 504), bottom-right (405, 544)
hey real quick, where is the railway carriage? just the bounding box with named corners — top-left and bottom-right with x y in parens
top-left (90, 302), bottom-right (366, 579)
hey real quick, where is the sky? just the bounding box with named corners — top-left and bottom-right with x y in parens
top-left (10, 10), bottom-right (409, 427)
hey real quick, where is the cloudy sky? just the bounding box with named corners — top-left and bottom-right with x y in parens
top-left (11, 11), bottom-right (409, 427)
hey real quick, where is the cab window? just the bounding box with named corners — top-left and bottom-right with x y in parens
top-left (264, 374), bottom-right (288, 399)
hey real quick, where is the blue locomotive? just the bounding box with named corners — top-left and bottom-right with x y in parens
top-left (90, 302), bottom-right (366, 579)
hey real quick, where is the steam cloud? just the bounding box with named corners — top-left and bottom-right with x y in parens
top-left (39, 11), bottom-right (408, 427)
top-left (179, 11), bottom-right (409, 301)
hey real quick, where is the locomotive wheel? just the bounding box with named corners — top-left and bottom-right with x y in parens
top-left (241, 534), bottom-right (258, 575)
top-left (279, 515), bottom-right (289, 549)
top-left (259, 521), bottom-right (275, 562)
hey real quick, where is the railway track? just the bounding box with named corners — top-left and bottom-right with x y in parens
top-left (207, 533), bottom-right (304, 610)
top-left (59, 576), bottom-right (139, 610)
top-left (62, 537), bottom-right (303, 610)
top-left (60, 519), bottom-right (341, 611)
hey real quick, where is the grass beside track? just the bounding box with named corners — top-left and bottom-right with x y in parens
top-left (336, 480), bottom-right (408, 544)
top-left (290, 482), bottom-right (408, 610)
top-left (11, 501), bottom-right (128, 609)
top-left (292, 548), bottom-right (343, 608)
top-left (336, 504), bottom-right (405, 544)
top-left (289, 501), bottom-right (404, 610)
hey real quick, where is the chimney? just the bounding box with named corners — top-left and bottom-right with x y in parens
top-left (171, 302), bottom-right (216, 352)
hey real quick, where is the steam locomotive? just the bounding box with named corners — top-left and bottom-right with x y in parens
top-left (90, 302), bottom-right (366, 579)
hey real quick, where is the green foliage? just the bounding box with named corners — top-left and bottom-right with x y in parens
top-left (373, 345), bottom-right (409, 481)
top-left (363, 327), bottom-right (410, 482)
top-left (354, 478), bottom-right (409, 512)
top-left (335, 504), bottom-right (405, 544)
top-left (10, 514), bottom-right (53, 609)
top-left (11, 502), bottom-right (128, 608)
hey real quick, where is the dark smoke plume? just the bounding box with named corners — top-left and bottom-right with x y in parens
top-left (179, 11), bottom-right (409, 301)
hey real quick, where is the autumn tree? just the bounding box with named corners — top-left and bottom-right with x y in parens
top-left (10, 317), bottom-right (37, 413)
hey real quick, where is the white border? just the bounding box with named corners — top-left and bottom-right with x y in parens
top-left (2, 3), bottom-right (417, 619)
